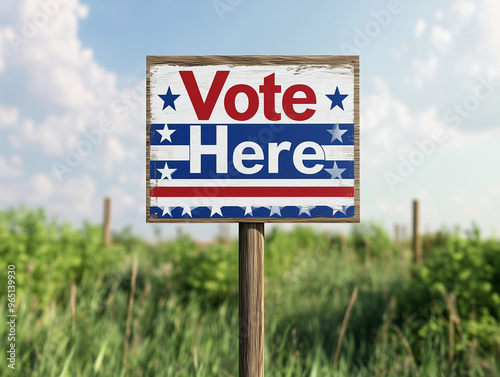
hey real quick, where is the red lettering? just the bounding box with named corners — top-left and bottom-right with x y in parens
top-left (179, 70), bottom-right (229, 120)
top-left (259, 73), bottom-right (281, 121)
top-left (224, 85), bottom-right (259, 121)
top-left (180, 70), bottom-right (316, 121)
top-left (282, 84), bottom-right (316, 121)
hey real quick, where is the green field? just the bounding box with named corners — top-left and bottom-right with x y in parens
top-left (1, 207), bottom-right (500, 376)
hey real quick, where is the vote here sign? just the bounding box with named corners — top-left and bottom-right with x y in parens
top-left (146, 56), bottom-right (359, 223)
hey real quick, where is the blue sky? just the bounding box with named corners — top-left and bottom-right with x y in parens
top-left (1, 0), bottom-right (499, 240)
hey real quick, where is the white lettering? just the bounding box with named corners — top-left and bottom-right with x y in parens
top-left (190, 125), bottom-right (228, 173)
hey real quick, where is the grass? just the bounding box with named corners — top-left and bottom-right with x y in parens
top-left (1, 222), bottom-right (500, 376)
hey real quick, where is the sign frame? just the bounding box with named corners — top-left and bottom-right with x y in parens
top-left (146, 55), bottom-right (360, 223)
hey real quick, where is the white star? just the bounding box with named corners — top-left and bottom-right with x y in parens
top-left (332, 205), bottom-right (349, 216)
top-left (161, 206), bottom-right (172, 217)
top-left (327, 123), bottom-right (347, 143)
top-left (325, 162), bottom-right (346, 179)
top-left (209, 206), bottom-right (223, 217)
top-left (241, 206), bottom-right (253, 216)
top-left (269, 206), bottom-right (282, 217)
top-left (156, 124), bottom-right (176, 143)
top-left (299, 206), bottom-right (311, 216)
top-left (157, 162), bottom-right (176, 180)
top-left (182, 206), bottom-right (193, 217)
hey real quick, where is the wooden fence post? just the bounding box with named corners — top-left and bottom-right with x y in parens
top-left (239, 223), bottom-right (265, 377)
top-left (104, 197), bottom-right (112, 245)
top-left (413, 200), bottom-right (422, 266)
top-left (340, 233), bottom-right (347, 253)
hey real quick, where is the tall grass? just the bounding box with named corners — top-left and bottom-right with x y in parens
top-left (1, 208), bottom-right (499, 376)
top-left (0, 242), bottom-right (495, 376)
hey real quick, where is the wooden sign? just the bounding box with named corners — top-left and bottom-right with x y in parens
top-left (146, 56), bottom-right (359, 223)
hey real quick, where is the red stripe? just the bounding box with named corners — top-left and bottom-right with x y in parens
top-left (150, 186), bottom-right (354, 197)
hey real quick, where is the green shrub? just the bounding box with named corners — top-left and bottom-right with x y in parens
top-left (0, 207), bottom-right (124, 306)
top-left (399, 226), bottom-right (500, 354)
top-left (172, 237), bottom-right (238, 303)
top-left (350, 222), bottom-right (397, 259)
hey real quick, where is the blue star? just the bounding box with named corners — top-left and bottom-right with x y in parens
top-left (158, 87), bottom-right (180, 111)
top-left (326, 87), bottom-right (348, 111)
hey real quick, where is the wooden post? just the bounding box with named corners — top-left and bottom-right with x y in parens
top-left (340, 233), bottom-right (346, 253)
top-left (412, 200), bottom-right (422, 266)
top-left (103, 197), bottom-right (112, 245)
top-left (239, 223), bottom-right (264, 377)
top-left (70, 281), bottom-right (77, 333)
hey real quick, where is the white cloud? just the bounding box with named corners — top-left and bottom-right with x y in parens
top-left (392, 0), bottom-right (500, 125)
top-left (31, 173), bottom-right (54, 201)
top-left (0, 0), bottom-right (145, 228)
top-left (103, 137), bottom-right (127, 172)
top-left (2, 172), bottom-right (100, 221)
top-left (0, 0), bottom-right (145, 166)
top-left (487, 184), bottom-right (500, 196)
top-left (44, 174), bottom-right (97, 218)
top-left (108, 186), bottom-right (141, 217)
top-left (0, 106), bottom-right (19, 128)
top-left (478, 1), bottom-right (500, 70)
top-left (0, 153), bottom-right (23, 179)
top-left (0, 30), bottom-right (7, 74)
top-left (0, 0), bottom-right (129, 153)
top-left (453, 1), bottom-right (476, 21)
top-left (415, 19), bottom-right (426, 38)
top-left (8, 112), bottom-right (97, 156)
top-left (431, 25), bottom-right (452, 53)
top-left (444, 185), bottom-right (500, 232)
top-left (412, 54), bottom-right (439, 87)
top-left (391, 43), bottom-right (409, 59)
top-left (361, 76), bottom-right (496, 183)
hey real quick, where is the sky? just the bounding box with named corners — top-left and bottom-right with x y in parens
top-left (0, 0), bottom-right (499, 240)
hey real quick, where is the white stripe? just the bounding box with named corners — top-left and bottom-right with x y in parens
top-left (150, 145), bottom-right (354, 162)
top-left (150, 179), bottom-right (354, 187)
top-left (150, 145), bottom-right (190, 161)
top-left (321, 145), bottom-right (354, 160)
top-left (151, 197), bottom-right (354, 207)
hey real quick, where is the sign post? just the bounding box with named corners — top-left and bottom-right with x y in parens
top-left (146, 56), bottom-right (360, 376)
top-left (239, 223), bottom-right (264, 377)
